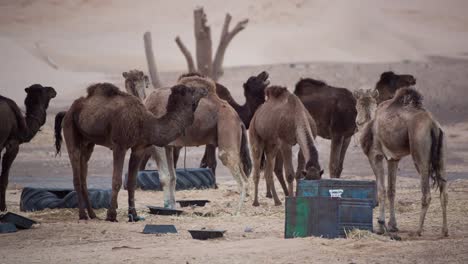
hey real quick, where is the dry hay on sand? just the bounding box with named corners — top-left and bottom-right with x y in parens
top-left (1, 175), bottom-right (468, 264)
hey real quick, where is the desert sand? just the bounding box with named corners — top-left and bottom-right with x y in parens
top-left (1, 1), bottom-right (468, 263)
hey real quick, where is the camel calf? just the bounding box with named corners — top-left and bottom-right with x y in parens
top-left (250, 86), bottom-right (323, 206)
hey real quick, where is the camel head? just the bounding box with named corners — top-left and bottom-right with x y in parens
top-left (243, 71), bottom-right (269, 106)
top-left (123, 70), bottom-right (150, 100)
top-left (166, 84), bottom-right (208, 114)
top-left (375, 71), bottom-right (416, 104)
top-left (24, 84), bottom-right (57, 110)
top-left (353, 89), bottom-right (379, 130)
top-left (302, 165), bottom-right (324, 180)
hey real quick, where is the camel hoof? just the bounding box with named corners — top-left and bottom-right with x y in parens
top-left (252, 201), bottom-right (260, 207)
top-left (274, 201), bottom-right (282, 206)
top-left (442, 230), bottom-right (449, 237)
top-left (388, 226), bottom-right (399, 232)
top-left (128, 214), bottom-right (144, 222)
top-left (416, 230), bottom-right (423, 236)
top-left (266, 193), bottom-right (272, 198)
top-left (106, 217), bottom-right (118, 222)
top-left (79, 213), bottom-right (89, 220)
top-left (88, 212), bottom-right (97, 219)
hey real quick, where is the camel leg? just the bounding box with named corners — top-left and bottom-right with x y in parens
top-left (80, 143), bottom-right (96, 219)
top-left (200, 144), bottom-right (218, 187)
top-left (172, 146), bottom-right (182, 168)
top-left (329, 135), bottom-right (344, 178)
top-left (251, 139), bottom-right (264, 207)
top-left (387, 159), bottom-right (399, 232)
top-left (153, 146), bottom-right (177, 209)
top-left (273, 155), bottom-right (288, 197)
top-left (280, 144), bottom-right (295, 198)
top-left (127, 147), bottom-right (145, 221)
top-left (0, 143), bottom-right (19, 211)
top-left (106, 146), bottom-right (127, 222)
top-left (264, 147), bottom-right (281, 205)
top-left (368, 153), bottom-right (386, 234)
top-left (440, 180), bottom-right (448, 237)
top-left (336, 136), bottom-right (351, 178)
top-left (416, 168), bottom-right (431, 236)
top-left (295, 150), bottom-right (305, 180)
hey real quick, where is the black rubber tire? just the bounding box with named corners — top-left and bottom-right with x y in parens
top-left (124, 169), bottom-right (215, 191)
top-left (20, 188), bottom-right (111, 212)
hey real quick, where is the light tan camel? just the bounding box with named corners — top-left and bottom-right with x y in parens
top-left (354, 87), bottom-right (448, 237)
top-left (144, 74), bottom-right (252, 214)
top-left (123, 70), bottom-right (150, 100)
top-left (54, 83), bottom-right (207, 221)
top-left (250, 86), bottom-right (322, 206)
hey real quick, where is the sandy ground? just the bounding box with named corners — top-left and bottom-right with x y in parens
top-left (1, 1), bottom-right (468, 263)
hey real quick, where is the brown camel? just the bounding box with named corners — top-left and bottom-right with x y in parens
top-left (354, 87), bottom-right (448, 237)
top-left (123, 70), bottom-right (150, 100)
top-left (250, 86), bottom-right (322, 206)
top-left (374, 71), bottom-right (416, 104)
top-left (0, 84), bottom-right (56, 211)
top-left (54, 83), bottom-right (207, 221)
top-left (144, 74), bottom-right (252, 213)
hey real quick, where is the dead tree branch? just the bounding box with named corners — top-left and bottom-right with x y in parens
top-left (143, 31), bottom-right (162, 88)
top-left (194, 7), bottom-right (212, 76)
top-left (175, 36), bottom-right (196, 73)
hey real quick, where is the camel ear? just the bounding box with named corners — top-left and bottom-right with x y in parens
top-left (122, 72), bottom-right (128, 78)
top-left (352, 89), bottom-right (362, 99)
top-left (25, 87), bottom-right (30, 94)
top-left (371, 89), bottom-right (379, 99)
top-left (138, 71), bottom-right (144, 78)
top-left (144, 76), bottom-right (149, 88)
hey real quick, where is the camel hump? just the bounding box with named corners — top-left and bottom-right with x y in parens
top-left (86, 83), bottom-right (127, 98)
top-left (178, 75), bottom-right (217, 95)
top-left (266, 86), bottom-right (289, 99)
top-left (0, 95), bottom-right (28, 139)
top-left (391, 87), bottom-right (423, 108)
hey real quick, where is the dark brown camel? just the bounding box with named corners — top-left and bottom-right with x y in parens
top-left (374, 71), bottom-right (416, 104)
top-left (250, 86), bottom-right (322, 206)
top-left (0, 84), bottom-right (56, 211)
top-left (54, 83), bottom-right (207, 221)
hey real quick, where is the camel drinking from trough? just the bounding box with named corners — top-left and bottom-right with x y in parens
top-left (250, 86), bottom-right (322, 206)
top-left (54, 83), bottom-right (207, 221)
top-left (354, 87), bottom-right (448, 237)
top-left (0, 84), bottom-right (57, 211)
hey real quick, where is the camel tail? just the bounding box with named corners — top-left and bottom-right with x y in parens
top-left (240, 123), bottom-right (252, 177)
top-left (430, 127), bottom-right (446, 194)
top-left (54, 111), bottom-right (66, 156)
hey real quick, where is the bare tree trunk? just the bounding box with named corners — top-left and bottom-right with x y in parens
top-left (144, 31), bottom-right (162, 88)
top-left (175, 36), bottom-right (196, 73)
top-left (194, 7), bottom-right (212, 77)
top-left (212, 14), bottom-right (248, 81)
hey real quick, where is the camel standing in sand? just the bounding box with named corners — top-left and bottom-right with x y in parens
top-left (250, 86), bottom-right (322, 206)
top-left (354, 88), bottom-right (448, 237)
top-left (0, 84), bottom-right (56, 211)
top-left (144, 75), bottom-right (251, 213)
top-left (54, 83), bottom-right (207, 221)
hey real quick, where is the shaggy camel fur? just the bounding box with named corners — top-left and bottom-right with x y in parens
top-left (144, 75), bottom-right (252, 213)
top-left (0, 84), bottom-right (56, 211)
top-left (123, 70), bottom-right (150, 100)
top-left (374, 71), bottom-right (416, 104)
top-left (54, 83), bottom-right (207, 221)
top-left (355, 87), bottom-right (448, 237)
top-left (250, 86), bottom-right (322, 206)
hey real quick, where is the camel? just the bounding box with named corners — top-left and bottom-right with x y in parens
top-left (0, 84), bottom-right (56, 211)
top-left (54, 83), bottom-right (207, 221)
top-left (374, 71), bottom-right (416, 104)
top-left (135, 71), bottom-right (268, 185)
top-left (144, 74), bottom-right (251, 213)
top-left (123, 70), bottom-right (150, 100)
top-left (250, 86), bottom-right (322, 206)
top-left (354, 87), bottom-right (448, 237)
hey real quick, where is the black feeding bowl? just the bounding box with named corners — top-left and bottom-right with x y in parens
top-left (176, 200), bottom-right (210, 207)
top-left (0, 212), bottom-right (37, 229)
top-left (188, 229), bottom-right (226, 240)
top-left (147, 206), bottom-right (183, 216)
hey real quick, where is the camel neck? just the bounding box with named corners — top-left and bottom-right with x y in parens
top-left (146, 106), bottom-right (192, 147)
top-left (23, 105), bottom-right (47, 142)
